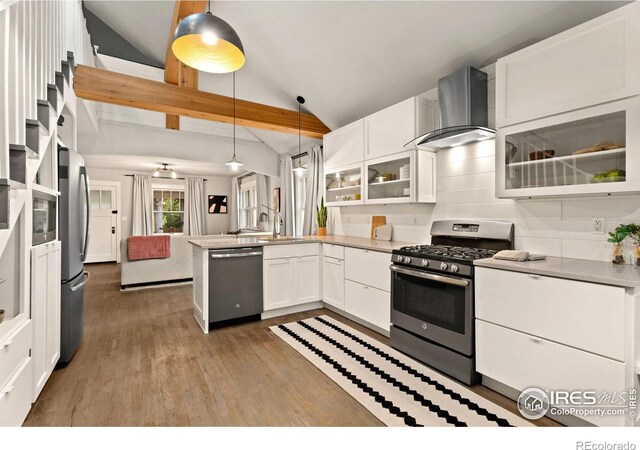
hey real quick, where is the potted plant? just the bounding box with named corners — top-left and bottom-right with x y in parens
top-left (624, 223), bottom-right (640, 266)
top-left (608, 225), bottom-right (628, 265)
top-left (316, 197), bottom-right (328, 236)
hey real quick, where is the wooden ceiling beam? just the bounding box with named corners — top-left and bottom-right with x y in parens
top-left (165, 1), bottom-right (207, 129)
top-left (74, 65), bottom-right (331, 139)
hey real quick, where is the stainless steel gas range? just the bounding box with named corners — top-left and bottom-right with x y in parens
top-left (390, 220), bottom-right (514, 385)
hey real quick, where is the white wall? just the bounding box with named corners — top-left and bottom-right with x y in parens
top-left (86, 168), bottom-right (232, 238)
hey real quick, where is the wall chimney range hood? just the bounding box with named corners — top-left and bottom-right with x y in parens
top-left (406, 66), bottom-right (495, 151)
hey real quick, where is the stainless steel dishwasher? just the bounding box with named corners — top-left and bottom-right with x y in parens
top-left (208, 247), bottom-right (263, 327)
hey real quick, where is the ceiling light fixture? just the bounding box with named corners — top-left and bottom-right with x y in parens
top-left (153, 163), bottom-right (177, 179)
top-left (226, 72), bottom-right (243, 172)
top-left (172, 0), bottom-right (245, 74)
top-left (292, 96), bottom-right (307, 176)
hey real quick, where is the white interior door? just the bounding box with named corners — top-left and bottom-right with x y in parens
top-left (86, 183), bottom-right (119, 263)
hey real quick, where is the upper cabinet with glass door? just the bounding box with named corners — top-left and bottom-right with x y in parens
top-left (365, 150), bottom-right (436, 204)
top-left (496, 98), bottom-right (640, 198)
top-left (324, 163), bottom-right (364, 207)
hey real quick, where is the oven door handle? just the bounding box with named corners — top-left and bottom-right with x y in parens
top-left (390, 265), bottom-right (469, 287)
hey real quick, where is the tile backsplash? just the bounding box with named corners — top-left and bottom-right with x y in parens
top-left (328, 139), bottom-right (640, 262)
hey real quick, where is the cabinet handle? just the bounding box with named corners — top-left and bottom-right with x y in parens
top-left (363, 285), bottom-right (369, 289)
top-left (364, 250), bottom-right (369, 253)
top-left (0, 339), bottom-right (14, 350)
top-left (529, 274), bottom-right (541, 280)
top-left (529, 337), bottom-right (543, 344)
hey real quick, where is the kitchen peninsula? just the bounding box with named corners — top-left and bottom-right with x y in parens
top-left (189, 235), bottom-right (412, 334)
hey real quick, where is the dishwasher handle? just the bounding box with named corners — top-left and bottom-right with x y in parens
top-left (210, 251), bottom-right (263, 259)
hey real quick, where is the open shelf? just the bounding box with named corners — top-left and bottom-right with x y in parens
top-left (369, 178), bottom-right (410, 187)
top-left (507, 148), bottom-right (626, 168)
top-left (327, 185), bottom-right (361, 192)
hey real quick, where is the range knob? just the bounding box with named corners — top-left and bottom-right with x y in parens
top-left (451, 264), bottom-right (459, 273)
top-left (421, 259), bottom-right (429, 267)
top-left (405, 257), bottom-right (412, 264)
top-left (397, 255), bottom-right (404, 263)
top-left (440, 262), bottom-right (448, 271)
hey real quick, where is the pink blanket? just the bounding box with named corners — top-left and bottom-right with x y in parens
top-left (127, 235), bottom-right (171, 261)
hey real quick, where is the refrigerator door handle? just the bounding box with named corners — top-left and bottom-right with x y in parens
top-left (70, 271), bottom-right (90, 292)
top-left (80, 166), bottom-right (90, 260)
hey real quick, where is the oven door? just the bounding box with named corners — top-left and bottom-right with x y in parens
top-left (390, 264), bottom-right (473, 356)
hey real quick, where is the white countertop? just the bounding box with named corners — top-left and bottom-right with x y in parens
top-left (189, 234), bottom-right (413, 254)
top-left (475, 256), bottom-right (640, 288)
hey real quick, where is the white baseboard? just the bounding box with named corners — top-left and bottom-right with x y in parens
top-left (261, 301), bottom-right (324, 320)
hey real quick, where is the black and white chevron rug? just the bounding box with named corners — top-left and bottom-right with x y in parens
top-left (270, 315), bottom-right (532, 427)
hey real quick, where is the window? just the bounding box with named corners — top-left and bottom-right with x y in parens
top-left (239, 180), bottom-right (257, 229)
top-left (153, 189), bottom-right (184, 234)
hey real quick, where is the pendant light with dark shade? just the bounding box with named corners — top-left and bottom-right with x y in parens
top-left (172, 0), bottom-right (245, 74)
top-left (226, 72), bottom-right (243, 171)
top-left (292, 96), bottom-right (307, 175)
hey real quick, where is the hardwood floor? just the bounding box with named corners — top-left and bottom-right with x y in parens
top-left (25, 263), bottom-right (557, 426)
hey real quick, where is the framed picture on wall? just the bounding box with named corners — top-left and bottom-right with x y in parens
top-left (208, 195), bottom-right (228, 214)
top-left (272, 188), bottom-right (281, 212)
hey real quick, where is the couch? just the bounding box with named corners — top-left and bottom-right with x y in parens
top-left (120, 235), bottom-right (196, 290)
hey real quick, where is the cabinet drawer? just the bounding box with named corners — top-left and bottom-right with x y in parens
top-left (345, 280), bottom-right (390, 332)
top-left (476, 320), bottom-right (626, 427)
top-left (475, 268), bottom-right (625, 361)
top-left (0, 357), bottom-right (33, 426)
top-left (323, 243), bottom-right (344, 260)
top-left (345, 247), bottom-right (391, 292)
top-left (0, 321), bottom-right (32, 393)
top-left (263, 243), bottom-right (319, 260)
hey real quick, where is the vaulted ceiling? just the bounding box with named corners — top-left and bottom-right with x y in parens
top-left (83, 0), bottom-right (627, 155)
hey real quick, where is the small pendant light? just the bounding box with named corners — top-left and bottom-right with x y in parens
top-left (226, 72), bottom-right (243, 171)
top-left (172, 0), bottom-right (245, 74)
top-left (292, 96), bottom-right (307, 175)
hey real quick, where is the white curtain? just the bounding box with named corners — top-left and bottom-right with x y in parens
top-left (229, 176), bottom-right (240, 231)
top-left (303, 145), bottom-right (324, 235)
top-left (256, 173), bottom-right (271, 231)
top-left (184, 177), bottom-right (205, 236)
top-left (132, 174), bottom-right (153, 236)
top-left (280, 156), bottom-right (295, 236)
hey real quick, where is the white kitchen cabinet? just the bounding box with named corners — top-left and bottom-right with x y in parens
top-left (0, 357), bottom-right (33, 427)
top-left (263, 244), bottom-right (321, 311)
top-left (324, 162), bottom-right (365, 207)
top-left (365, 150), bottom-right (436, 204)
top-left (343, 247), bottom-right (391, 332)
top-left (344, 280), bottom-right (390, 332)
top-left (323, 119), bottom-right (365, 170)
top-left (264, 258), bottom-right (295, 311)
top-left (295, 255), bottom-right (321, 305)
top-left (476, 320), bottom-right (626, 427)
top-left (322, 256), bottom-right (344, 310)
top-left (475, 267), bottom-right (625, 361)
top-left (496, 2), bottom-right (640, 128)
top-left (31, 241), bottom-right (61, 400)
top-left (344, 247), bottom-right (391, 292)
top-left (496, 98), bottom-right (640, 198)
top-left (323, 243), bottom-right (345, 260)
top-left (365, 97), bottom-right (436, 159)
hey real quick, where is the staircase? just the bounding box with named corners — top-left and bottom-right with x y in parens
top-left (0, 0), bottom-right (94, 259)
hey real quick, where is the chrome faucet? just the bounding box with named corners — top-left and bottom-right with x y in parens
top-left (261, 204), bottom-right (282, 238)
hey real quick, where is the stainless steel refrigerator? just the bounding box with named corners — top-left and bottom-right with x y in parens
top-left (58, 146), bottom-right (90, 365)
